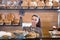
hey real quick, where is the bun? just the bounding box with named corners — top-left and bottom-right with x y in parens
top-left (21, 1), bottom-right (28, 7)
top-left (14, 30), bottom-right (25, 34)
top-left (53, 2), bottom-right (58, 7)
top-left (29, 1), bottom-right (37, 9)
top-left (25, 32), bottom-right (39, 38)
top-left (6, 13), bottom-right (14, 21)
top-left (0, 14), bottom-right (4, 25)
top-left (37, 1), bottom-right (45, 8)
top-left (12, 19), bottom-right (20, 25)
top-left (2, 35), bottom-right (8, 39)
top-left (4, 13), bottom-right (14, 25)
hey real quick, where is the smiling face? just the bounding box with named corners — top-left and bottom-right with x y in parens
top-left (31, 16), bottom-right (39, 27)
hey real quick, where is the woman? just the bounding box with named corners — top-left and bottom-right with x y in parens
top-left (23, 14), bottom-right (42, 38)
top-left (30, 14), bottom-right (42, 37)
top-left (31, 14), bottom-right (41, 28)
top-left (30, 14), bottom-right (41, 32)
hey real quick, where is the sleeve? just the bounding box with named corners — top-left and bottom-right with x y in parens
top-left (34, 27), bottom-right (42, 37)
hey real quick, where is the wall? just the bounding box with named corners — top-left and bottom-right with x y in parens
top-left (22, 10), bottom-right (58, 26)
top-left (22, 10), bottom-right (58, 36)
top-left (0, 10), bottom-right (58, 36)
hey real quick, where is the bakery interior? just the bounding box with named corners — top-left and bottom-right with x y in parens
top-left (0, 0), bottom-right (59, 40)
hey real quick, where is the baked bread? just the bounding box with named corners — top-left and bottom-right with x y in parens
top-left (21, 1), bottom-right (28, 7)
top-left (52, 0), bottom-right (59, 2)
top-left (25, 32), bottom-right (39, 38)
top-left (35, 0), bottom-right (39, 2)
top-left (4, 19), bottom-right (11, 23)
top-left (28, 0), bottom-right (39, 2)
top-left (53, 2), bottom-right (58, 7)
top-left (2, 33), bottom-right (14, 39)
top-left (0, 20), bottom-right (3, 25)
top-left (14, 30), bottom-right (25, 34)
top-left (4, 13), bottom-right (14, 25)
top-left (21, 1), bottom-right (28, 9)
top-left (29, 1), bottom-right (37, 9)
top-left (2, 35), bottom-right (8, 39)
top-left (46, 2), bottom-right (53, 6)
top-left (4, 19), bottom-right (11, 25)
top-left (0, 14), bottom-right (3, 20)
top-left (45, 1), bottom-right (53, 8)
top-left (12, 13), bottom-right (20, 25)
top-left (0, 31), bottom-right (12, 39)
top-left (0, 14), bottom-right (4, 25)
top-left (6, 13), bottom-right (14, 21)
top-left (13, 19), bottom-right (20, 25)
top-left (37, 1), bottom-right (45, 8)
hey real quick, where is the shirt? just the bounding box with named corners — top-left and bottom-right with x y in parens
top-left (23, 26), bottom-right (42, 37)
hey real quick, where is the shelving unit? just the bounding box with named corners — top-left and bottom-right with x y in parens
top-left (0, 0), bottom-right (59, 26)
top-left (0, 0), bottom-right (59, 38)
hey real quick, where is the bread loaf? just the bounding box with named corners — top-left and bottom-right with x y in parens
top-left (37, 1), bottom-right (45, 7)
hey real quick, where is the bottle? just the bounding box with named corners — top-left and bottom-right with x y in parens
top-left (20, 16), bottom-right (22, 26)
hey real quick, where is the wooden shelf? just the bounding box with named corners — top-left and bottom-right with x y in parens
top-left (0, 6), bottom-right (59, 10)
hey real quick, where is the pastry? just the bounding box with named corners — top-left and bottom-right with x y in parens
top-left (21, 1), bottom-right (28, 6)
top-left (29, 1), bottom-right (37, 9)
top-left (4, 19), bottom-right (11, 25)
top-left (0, 20), bottom-right (3, 25)
top-left (21, 1), bottom-right (28, 9)
top-left (28, 0), bottom-right (39, 2)
top-left (12, 19), bottom-right (20, 25)
top-left (22, 0), bottom-right (29, 1)
top-left (0, 31), bottom-right (12, 39)
top-left (52, 0), bottom-right (59, 7)
top-left (6, 13), bottom-right (14, 21)
top-left (52, 0), bottom-right (59, 2)
top-left (53, 2), bottom-right (59, 7)
top-left (0, 14), bottom-right (3, 20)
top-left (14, 30), bottom-right (25, 34)
top-left (25, 32), bottom-right (39, 38)
top-left (2, 35), bottom-right (8, 39)
top-left (4, 13), bottom-right (14, 25)
top-left (0, 14), bottom-right (4, 25)
top-left (12, 13), bottom-right (20, 25)
top-left (37, 1), bottom-right (45, 9)
top-left (45, 1), bottom-right (53, 8)
top-left (35, 0), bottom-right (39, 2)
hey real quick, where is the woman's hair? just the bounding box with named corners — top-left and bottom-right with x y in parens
top-left (32, 14), bottom-right (41, 28)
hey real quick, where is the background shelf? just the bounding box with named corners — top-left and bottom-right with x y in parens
top-left (0, 7), bottom-right (59, 10)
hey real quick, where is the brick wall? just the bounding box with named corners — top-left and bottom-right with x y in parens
top-left (22, 10), bottom-right (58, 36)
top-left (22, 10), bottom-right (58, 27)
top-left (0, 10), bottom-right (58, 36)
